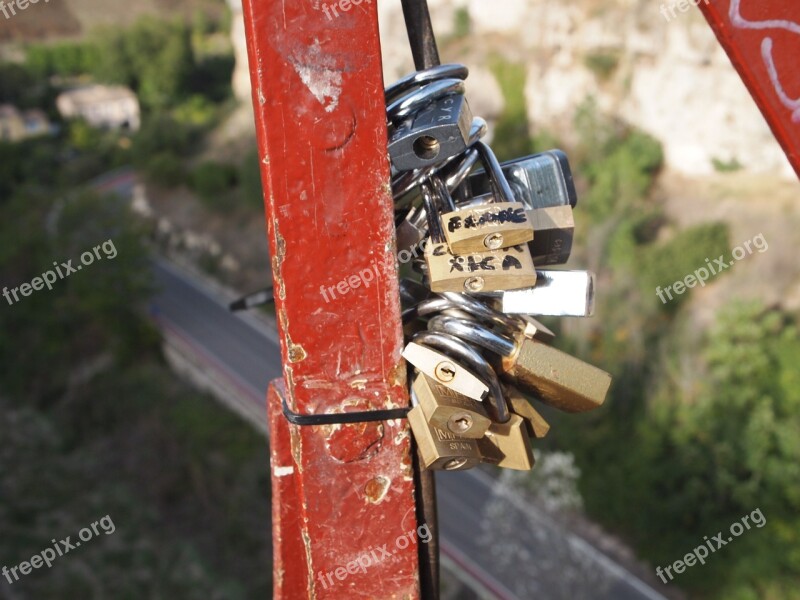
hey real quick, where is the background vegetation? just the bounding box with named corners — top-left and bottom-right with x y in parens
top-left (486, 61), bottom-right (800, 598)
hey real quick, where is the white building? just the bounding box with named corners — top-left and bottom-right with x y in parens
top-left (56, 85), bottom-right (141, 131)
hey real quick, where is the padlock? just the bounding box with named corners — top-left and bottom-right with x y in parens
top-left (440, 143), bottom-right (534, 254)
top-left (463, 149), bottom-right (578, 210)
top-left (500, 270), bottom-right (595, 317)
top-left (527, 205), bottom-right (575, 266)
top-left (412, 372), bottom-right (491, 439)
top-left (408, 405), bottom-right (481, 471)
top-left (402, 341), bottom-right (488, 401)
top-left (396, 204), bottom-right (428, 255)
top-left (425, 242), bottom-right (538, 293)
top-left (477, 414), bottom-right (534, 471)
top-left (504, 383), bottom-right (550, 439)
top-left (422, 180), bottom-right (537, 294)
top-left (427, 315), bottom-right (611, 414)
top-left (412, 330), bottom-right (510, 423)
top-left (387, 80), bottom-right (473, 172)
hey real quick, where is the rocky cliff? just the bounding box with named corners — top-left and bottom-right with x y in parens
top-left (229, 0), bottom-right (795, 179)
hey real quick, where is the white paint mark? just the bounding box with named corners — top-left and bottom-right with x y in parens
top-left (729, 0), bottom-right (800, 123)
top-left (274, 465), bottom-right (294, 477)
top-left (730, 0), bottom-right (800, 35)
top-left (290, 40), bottom-right (343, 113)
top-left (762, 38), bottom-right (800, 123)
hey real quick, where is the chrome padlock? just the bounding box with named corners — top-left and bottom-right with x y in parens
top-left (441, 142), bottom-right (534, 254)
top-left (422, 179), bottom-right (537, 294)
top-left (500, 270), bottom-right (595, 317)
top-left (387, 71), bottom-right (473, 172)
top-left (412, 372), bottom-right (491, 439)
top-left (408, 405), bottom-right (481, 471)
top-left (463, 149), bottom-right (577, 210)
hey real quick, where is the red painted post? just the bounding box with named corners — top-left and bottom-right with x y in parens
top-left (240, 1), bottom-right (421, 598)
top-left (698, 0), bottom-right (800, 178)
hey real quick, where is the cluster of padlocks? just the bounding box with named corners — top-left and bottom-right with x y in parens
top-left (387, 64), bottom-right (612, 472)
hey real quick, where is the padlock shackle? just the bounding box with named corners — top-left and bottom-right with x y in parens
top-left (386, 78), bottom-right (466, 124)
top-left (427, 315), bottom-right (516, 359)
top-left (440, 292), bottom-right (525, 337)
top-left (385, 63), bottom-right (468, 105)
top-left (474, 141), bottom-right (517, 204)
top-left (421, 182), bottom-right (445, 244)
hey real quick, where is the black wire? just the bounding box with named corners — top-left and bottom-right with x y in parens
top-left (400, 0), bottom-right (441, 70)
top-left (399, 4), bottom-right (441, 597)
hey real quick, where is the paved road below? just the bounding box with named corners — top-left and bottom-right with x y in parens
top-left (150, 257), bottom-right (668, 600)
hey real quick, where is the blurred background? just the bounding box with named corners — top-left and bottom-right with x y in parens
top-left (1, 0), bottom-right (798, 598)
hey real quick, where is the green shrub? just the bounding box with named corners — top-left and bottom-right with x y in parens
top-left (637, 222), bottom-right (729, 310)
top-left (584, 51), bottom-right (620, 81)
top-left (190, 161), bottom-right (238, 208)
top-left (453, 7), bottom-right (472, 39)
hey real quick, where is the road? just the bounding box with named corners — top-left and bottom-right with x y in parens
top-left (150, 258), bottom-right (669, 600)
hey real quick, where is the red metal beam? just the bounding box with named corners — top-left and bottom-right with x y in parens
top-left (698, 0), bottom-right (800, 178)
top-left (240, 1), bottom-right (421, 598)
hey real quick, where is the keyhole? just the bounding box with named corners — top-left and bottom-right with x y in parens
top-left (449, 413), bottom-right (473, 434)
top-left (434, 361), bottom-right (456, 382)
top-left (413, 135), bottom-right (441, 161)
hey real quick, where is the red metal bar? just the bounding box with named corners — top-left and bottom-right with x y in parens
top-left (698, 0), bottom-right (800, 178)
top-left (240, 1), bottom-right (421, 598)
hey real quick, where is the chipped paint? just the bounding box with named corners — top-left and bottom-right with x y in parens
top-left (288, 343), bottom-right (307, 363)
top-left (273, 465), bottom-right (295, 477)
top-left (301, 529), bottom-right (316, 599)
top-left (349, 378), bottom-right (368, 390)
top-left (290, 39), bottom-right (343, 113)
top-left (365, 476), bottom-right (391, 504)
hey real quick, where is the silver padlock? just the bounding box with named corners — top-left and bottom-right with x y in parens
top-left (387, 76), bottom-right (473, 172)
top-left (498, 270), bottom-right (595, 317)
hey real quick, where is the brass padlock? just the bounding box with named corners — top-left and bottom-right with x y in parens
top-left (425, 242), bottom-right (538, 294)
top-left (413, 372), bottom-right (491, 439)
top-left (402, 341), bottom-right (488, 401)
top-left (428, 315), bottom-right (611, 414)
top-left (441, 143), bottom-right (534, 254)
top-left (421, 179), bottom-right (538, 294)
top-left (477, 413), bottom-right (534, 471)
top-left (408, 405), bottom-right (481, 471)
top-left (504, 384), bottom-right (550, 439)
top-left (412, 331), bottom-right (511, 424)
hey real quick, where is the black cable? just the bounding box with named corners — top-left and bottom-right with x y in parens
top-left (400, 0), bottom-right (441, 70)
top-left (413, 438), bottom-right (440, 600)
